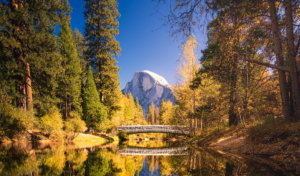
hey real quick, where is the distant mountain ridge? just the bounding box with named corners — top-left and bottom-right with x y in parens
top-left (122, 70), bottom-right (175, 115)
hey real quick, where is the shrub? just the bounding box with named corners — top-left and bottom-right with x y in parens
top-left (39, 107), bottom-right (64, 140)
top-left (65, 112), bottom-right (87, 139)
top-left (0, 102), bottom-right (36, 139)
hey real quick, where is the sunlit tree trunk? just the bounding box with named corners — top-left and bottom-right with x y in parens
top-left (25, 62), bottom-right (33, 111)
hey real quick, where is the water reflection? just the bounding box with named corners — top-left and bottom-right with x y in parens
top-left (0, 143), bottom-right (293, 176)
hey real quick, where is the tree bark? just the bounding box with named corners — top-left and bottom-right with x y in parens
top-left (284, 0), bottom-right (300, 120)
top-left (229, 15), bottom-right (239, 126)
top-left (268, 0), bottom-right (292, 119)
top-left (229, 53), bottom-right (239, 126)
top-left (242, 62), bottom-right (250, 121)
top-left (65, 87), bottom-right (68, 120)
top-left (25, 62), bottom-right (33, 111)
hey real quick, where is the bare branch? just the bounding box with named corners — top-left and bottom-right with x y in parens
top-left (244, 59), bottom-right (290, 72)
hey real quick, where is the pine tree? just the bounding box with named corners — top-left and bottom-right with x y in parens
top-left (73, 29), bottom-right (88, 75)
top-left (82, 67), bottom-right (107, 131)
top-left (58, 15), bottom-right (82, 119)
top-left (0, 0), bottom-right (68, 115)
top-left (147, 102), bottom-right (155, 125)
top-left (84, 0), bottom-right (121, 115)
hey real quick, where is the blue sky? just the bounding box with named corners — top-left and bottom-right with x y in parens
top-left (69, 0), bottom-right (207, 89)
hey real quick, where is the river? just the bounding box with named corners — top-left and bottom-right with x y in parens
top-left (0, 141), bottom-right (291, 176)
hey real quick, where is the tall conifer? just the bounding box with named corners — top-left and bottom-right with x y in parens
top-left (84, 0), bottom-right (121, 115)
top-left (0, 0), bottom-right (68, 115)
top-left (58, 14), bottom-right (82, 119)
top-left (82, 67), bottom-right (107, 131)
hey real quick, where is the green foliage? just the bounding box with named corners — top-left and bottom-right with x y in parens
top-left (0, 101), bottom-right (36, 139)
top-left (0, 0), bottom-right (70, 115)
top-left (84, 0), bottom-right (121, 115)
top-left (58, 14), bottom-right (82, 116)
top-left (0, 149), bottom-right (39, 176)
top-left (73, 29), bottom-right (88, 73)
top-left (39, 107), bottom-right (64, 140)
top-left (82, 67), bottom-right (108, 132)
top-left (65, 112), bottom-right (87, 139)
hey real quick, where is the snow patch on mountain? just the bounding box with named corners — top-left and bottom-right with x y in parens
top-left (122, 70), bottom-right (175, 116)
top-left (141, 70), bottom-right (169, 86)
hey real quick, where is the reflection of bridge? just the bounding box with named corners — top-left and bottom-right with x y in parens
top-left (118, 146), bottom-right (188, 156)
top-left (117, 125), bottom-right (190, 135)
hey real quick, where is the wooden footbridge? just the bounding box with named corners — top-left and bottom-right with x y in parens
top-left (117, 125), bottom-right (190, 135)
top-left (118, 146), bottom-right (188, 156)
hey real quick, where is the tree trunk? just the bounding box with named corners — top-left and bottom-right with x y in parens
top-left (229, 10), bottom-right (240, 126)
top-left (25, 62), bottom-right (33, 111)
top-left (229, 53), bottom-right (238, 126)
top-left (242, 62), bottom-right (249, 121)
top-left (225, 162), bottom-right (234, 176)
top-left (284, 0), bottom-right (300, 120)
top-left (98, 58), bottom-right (104, 102)
top-left (268, 0), bottom-right (292, 119)
top-left (21, 84), bottom-right (26, 110)
top-left (193, 90), bottom-right (197, 131)
top-left (65, 87), bottom-right (68, 120)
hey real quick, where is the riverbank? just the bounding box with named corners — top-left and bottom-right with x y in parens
top-left (194, 119), bottom-right (300, 174)
top-left (0, 131), bottom-right (111, 149)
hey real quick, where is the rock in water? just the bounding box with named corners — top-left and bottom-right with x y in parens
top-left (122, 70), bottom-right (175, 116)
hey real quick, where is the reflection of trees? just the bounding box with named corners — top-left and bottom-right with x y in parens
top-left (147, 156), bottom-right (160, 174)
top-left (0, 145), bottom-right (145, 176)
top-left (98, 148), bottom-right (144, 176)
top-left (159, 149), bottom-right (228, 175)
top-left (0, 146), bottom-right (286, 175)
top-left (83, 150), bottom-right (119, 176)
top-left (0, 148), bottom-right (39, 176)
top-left (63, 149), bottom-right (88, 175)
top-left (41, 146), bottom-right (66, 175)
top-left (158, 148), bottom-right (285, 176)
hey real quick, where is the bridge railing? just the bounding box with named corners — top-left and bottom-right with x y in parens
top-left (117, 125), bottom-right (190, 135)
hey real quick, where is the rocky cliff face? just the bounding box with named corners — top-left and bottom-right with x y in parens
top-left (122, 70), bottom-right (175, 115)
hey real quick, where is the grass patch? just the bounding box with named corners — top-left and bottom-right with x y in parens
top-left (248, 117), bottom-right (300, 144)
top-left (73, 133), bottom-right (107, 148)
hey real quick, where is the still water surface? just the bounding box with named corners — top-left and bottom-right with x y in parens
top-left (0, 141), bottom-right (292, 176)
